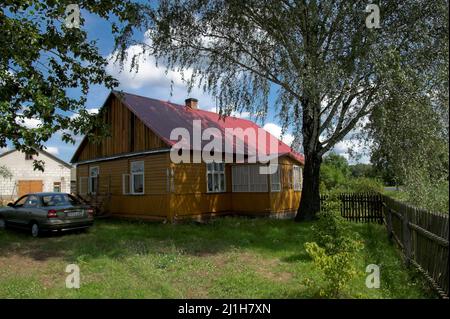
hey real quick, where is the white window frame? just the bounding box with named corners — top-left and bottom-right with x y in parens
top-left (79, 177), bottom-right (88, 195)
top-left (270, 164), bottom-right (281, 192)
top-left (130, 161), bottom-right (145, 195)
top-left (206, 162), bottom-right (226, 193)
top-left (88, 166), bottom-right (99, 195)
top-left (232, 164), bottom-right (269, 193)
top-left (293, 165), bottom-right (302, 191)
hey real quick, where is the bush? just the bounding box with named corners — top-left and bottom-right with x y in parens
top-left (305, 209), bottom-right (364, 298)
top-left (343, 177), bottom-right (384, 193)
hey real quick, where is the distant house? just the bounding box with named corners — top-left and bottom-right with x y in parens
top-left (0, 148), bottom-right (72, 201)
top-left (71, 91), bottom-right (304, 222)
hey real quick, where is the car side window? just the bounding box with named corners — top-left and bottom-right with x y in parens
top-left (23, 195), bottom-right (40, 208)
top-left (14, 196), bottom-right (28, 208)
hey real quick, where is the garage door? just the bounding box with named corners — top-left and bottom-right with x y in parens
top-left (18, 180), bottom-right (43, 197)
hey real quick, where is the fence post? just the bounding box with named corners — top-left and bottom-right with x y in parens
top-left (381, 196), bottom-right (393, 241)
top-left (385, 204), bottom-right (393, 241)
top-left (402, 207), bottom-right (412, 266)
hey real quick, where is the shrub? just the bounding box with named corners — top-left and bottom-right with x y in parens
top-left (305, 209), bottom-right (364, 297)
top-left (343, 177), bottom-right (384, 193)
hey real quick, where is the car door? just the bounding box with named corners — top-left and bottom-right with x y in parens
top-left (6, 195), bottom-right (29, 227)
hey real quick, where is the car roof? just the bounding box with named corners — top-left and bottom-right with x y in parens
top-left (25, 192), bottom-right (71, 197)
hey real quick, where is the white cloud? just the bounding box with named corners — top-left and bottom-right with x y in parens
top-left (206, 107), bottom-right (250, 119)
top-left (45, 146), bottom-right (59, 155)
top-left (16, 117), bottom-right (42, 129)
top-left (263, 123), bottom-right (294, 146)
top-left (332, 139), bottom-right (370, 164)
top-left (0, 146), bottom-right (9, 154)
top-left (70, 108), bottom-right (99, 120)
top-left (106, 45), bottom-right (192, 90)
top-left (105, 42), bottom-right (215, 108)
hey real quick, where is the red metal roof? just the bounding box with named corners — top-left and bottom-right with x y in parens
top-left (113, 91), bottom-right (304, 164)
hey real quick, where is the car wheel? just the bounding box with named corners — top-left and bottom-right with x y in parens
top-left (31, 223), bottom-right (40, 238)
top-left (0, 217), bottom-right (5, 229)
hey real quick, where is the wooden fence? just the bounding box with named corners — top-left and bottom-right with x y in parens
top-left (320, 192), bottom-right (449, 298)
top-left (382, 195), bottom-right (449, 298)
top-left (320, 192), bottom-right (383, 223)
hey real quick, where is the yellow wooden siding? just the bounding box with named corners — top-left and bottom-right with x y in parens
top-left (171, 162), bottom-right (232, 216)
top-left (75, 153), bottom-right (302, 219)
top-left (75, 96), bottom-right (167, 162)
top-left (269, 157), bottom-right (301, 212)
top-left (76, 153), bottom-right (170, 218)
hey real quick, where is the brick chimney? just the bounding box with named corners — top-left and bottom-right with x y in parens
top-left (185, 98), bottom-right (198, 110)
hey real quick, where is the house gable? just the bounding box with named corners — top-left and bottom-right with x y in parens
top-left (0, 149), bottom-right (72, 197)
top-left (71, 93), bottom-right (170, 163)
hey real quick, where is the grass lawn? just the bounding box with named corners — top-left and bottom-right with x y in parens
top-left (0, 217), bottom-right (434, 298)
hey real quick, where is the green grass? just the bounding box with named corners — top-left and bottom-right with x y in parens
top-left (0, 217), bottom-right (434, 298)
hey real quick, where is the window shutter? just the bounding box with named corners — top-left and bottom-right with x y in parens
top-left (270, 164), bottom-right (281, 192)
top-left (122, 174), bottom-right (130, 195)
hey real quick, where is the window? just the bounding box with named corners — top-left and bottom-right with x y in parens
top-left (53, 182), bottom-right (61, 192)
top-left (88, 167), bottom-right (99, 194)
top-left (14, 195), bottom-right (28, 207)
top-left (206, 162), bottom-right (225, 193)
top-left (24, 195), bottom-right (40, 208)
top-left (25, 153), bottom-right (34, 160)
top-left (42, 194), bottom-right (81, 207)
top-left (232, 165), bottom-right (268, 192)
top-left (130, 161), bottom-right (144, 194)
top-left (270, 164), bottom-right (281, 192)
top-left (293, 165), bottom-right (302, 191)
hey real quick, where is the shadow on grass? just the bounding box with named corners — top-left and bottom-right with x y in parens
top-left (0, 217), bottom-right (316, 263)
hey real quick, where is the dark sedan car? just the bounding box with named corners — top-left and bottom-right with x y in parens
top-left (0, 192), bottom-right (94, 237)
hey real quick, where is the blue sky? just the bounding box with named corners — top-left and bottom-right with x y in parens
top-left (2, 9), bottom-right (369, 165)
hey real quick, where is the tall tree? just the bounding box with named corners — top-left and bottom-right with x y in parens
top-left (0, 0), bottom-right (142, 170)
top-left (117, 0), bottom-right (448, 220)
top-left (366, 0), bottom-right (449, 212)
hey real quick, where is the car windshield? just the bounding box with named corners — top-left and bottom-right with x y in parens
top-left (41, 194), bottom-right (81, 207)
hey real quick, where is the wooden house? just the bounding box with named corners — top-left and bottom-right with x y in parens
top-left (71, 91), bottom-right (304, 222)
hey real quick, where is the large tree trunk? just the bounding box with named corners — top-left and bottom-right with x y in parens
top-left (295, 91), bottom-right (323, 221)
top-left (295, 151), bottom-right (322, 221)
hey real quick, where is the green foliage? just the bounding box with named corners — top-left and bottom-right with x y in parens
top-left (342, 177), bottom-right (384, 193)
top-left (0, 1), bottom-right (143, 170)
top-left (320, 153), bottom-right (350, 191)
top-left (305, 241), bottom-right (362, 298)
top-left (403, 179), bottom-right (449, 213)
top-left (350, 164), bottom-right (377, 179)
top-left (305, 209), bottom-right (364, 298)
top-left (364, 0), bottom-right (448, 212)
top-left (0, 165), bottom-right (12, 179)
top-left (320, 158), bottom-right (384, 195)
top-left (320, 153), bottom-right (383, 194)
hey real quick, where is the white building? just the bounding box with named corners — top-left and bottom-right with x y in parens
top-left (0, 148), bottom-right (72, 201)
